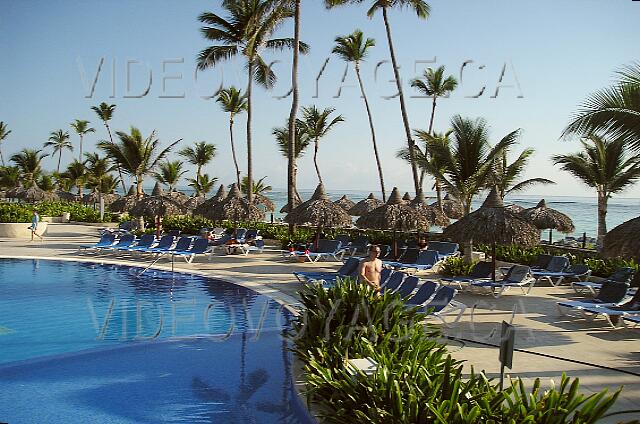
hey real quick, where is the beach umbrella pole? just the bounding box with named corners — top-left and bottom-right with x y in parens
top-left (548, 229), bottom-right (553, 245)
top-left (492, 241), bottom-right (497, 283)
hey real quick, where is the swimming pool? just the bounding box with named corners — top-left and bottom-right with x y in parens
top-left (0, 258), bottom-right (310, 423)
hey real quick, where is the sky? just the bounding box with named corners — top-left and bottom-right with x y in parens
top-left (1, 0), bottom-right (639, 198)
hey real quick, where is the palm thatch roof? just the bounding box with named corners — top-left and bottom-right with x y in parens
top-left (109, 185), bottom-right (144, 213)
top-left (431, 194), bottom-right (464, 219)
top-left (505, 203), bottom-right (525, 213)
top-left (402, 192), bottom-right (412, 203)
top-left (603, 216), bottom-right (640, 261)
top-left (168, 190), bottom-right (190, 204)
top-left (82, 191), bottom-right (120, 205)
top-left (356, 187), bottom-right (430, 232)
top-left (184, 195), bottom-right (206, 211)
top-left (520, 199), bottom-right (575, 233)
top-left (212, 185), bottom-right (227, 203)
top-left (16, 185), bottom-right (58, 202)
top-left (57, 190), bottom-right (80, 202)
top-left (285, 183), bottom-right (352, 228)
top-left (5, 184), bottom-right (24, 199)
top-left (442, 188), bottom-right (540, 246)
top-left (193, 185), bottom-right (227, 217)
top-left (410, 190), bottom-right (450, 228)
top-left (254, 193), bottom-right (276, 212)
top-left (129, 184), bottom-right (188, 217)
top-left (334, 195), bottom-right (356, 212)
top-left (349, 193), bottom-right (384, 216)
top-left (202, 183), bottom-right (264, 222)
top-left (280, 191), bottom-right (303, 213)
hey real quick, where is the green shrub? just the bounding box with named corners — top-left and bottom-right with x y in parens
top-left (439, 257), bottom-right (477, 277)
top-left (0, 201), bottom-right (113, 223)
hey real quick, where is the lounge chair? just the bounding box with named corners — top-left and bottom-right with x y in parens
top-left (124, 234), bottom-right (156, 252)
top-left (382, 272), bottom-right (405, 293)
top-left (395, 275), bottom-right (419, 298)
top-left (378, 245), bottom-right (393, 261)
top-left (233, 239), bottom-right (265, 255)
top-left (211, 234), bottom-right (233, 251)
top-left (383, 248), bottom-right (420, 268)
top-left (557, 281), bottom-right (630, 314)
top-left (623, 315), bottom-right (640, 328)
top-left (393, 250), bottom-right (440, 272)
top-left (379, 267), bottom-right (392, 286)
top-left (349, 236), bottom-right (370, 256)
top-left (469, 265), bottom-right (536, 298)
top-left (234, 228), bottom-right (248, 241)
top-left (440, 261), bottom-right (493, 290)
top-left (531, 256), bottom-right (570, 283)
top-left (535, 263), bottom-right (592, 287)
top-left (79, 233), bottom-right (116, 251)
top-left (293, 239), bottom-right (345, 262)
top-left (405, 280), bottom-right (438, 308)
top-left (531, 254), bottom-right (553, 271)
top-left (171, 238), bottom-right (212, 263)
top-left (293, 257), bottom-right (361, 283)
top-left (426, 241), bottom-right (460, 260)
top-left (152, 236), bottom-right (192, 255)
top-left (420, 285), bottom-right (467, 322)
top-left (100, 234), bottom-right (136, 252)
top-left (335, 234), bottom-right (351, 249)
top-left (240, 229), bottom-right (259, 243)
top-left (574, 290), bottom-right (640, 328)
top-left (572, 267), bottom-right (635, 295)
top-left (141, 235), bottom-right (176, 254)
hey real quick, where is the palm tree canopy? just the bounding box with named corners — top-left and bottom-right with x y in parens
top-left (10, 148), bottom-right (48, 182)
top-left (91, 102), bottom-right (116, 122)
top-left (179, 141), bottom-right (217, 170)
top-left (44, 129), bottom-right (73, 153)
top-left (216, 86), bottom-right (248, 116)
top-left (489, 143), bottom-right (555, 198)
top-left (562, 63), bottom-right (640, 150)
top-left (552, 134), bottom-right (640, 196)
top-left (240, 175), bottom-right (272, 195)
top-left (410, 65), bottom-right (458, 98)
top-left (154, 160), bottom-right (187, 190)
top-left (273, 124), bottom-right (310, 158)
top-left (325, 0), bottom-right (430, 19)
top-left (63, 160), bottom-right (87, 182)
top-left (0, 121), bottom-right (11, 141)
top-left (70, 119), bottom-right (95, 136)
top-left (298, 105), bottom-right (344, 140)
top-left (187, 173), bottom-right (218, 197)
top-left (332, 30), bottom-right (375, 63)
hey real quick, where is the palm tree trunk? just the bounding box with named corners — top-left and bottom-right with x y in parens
top-left (229, 116), bottom-right (241, 187)
top-left (246, 60), bottom-right (254, 203)
top-left (79, 135), bottom-right (84, 161)
top-left (136, 177), bottom-right (145, 231)
top-left (57, 150), bottom-right (62, 173)
top-left (435, 176), bottom-right (443, 212)
top-left (382, 6), bottom-right (420, 195)
top-left (355, 63), bottom-right (386, 202)
top-left (313, 139), bottom-right (322, 184)
top-left (287, 0), bottom-right (301, 236)
top-left (0, 149), bottom-right (4, 166)
top-left (105, 122), bottom-right (127, 193)
top-left (428, 97), bottom-right (437, 134)
top-left (597, 191), bottom-right (608, 249)
top-left (196, 165), bottom-right (202, 181)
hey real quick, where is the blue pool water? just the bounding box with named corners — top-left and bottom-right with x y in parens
top-left (0, 259), bottom-right (308, 424)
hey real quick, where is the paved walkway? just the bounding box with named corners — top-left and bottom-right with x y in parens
top-left (1, 223), bottom-right (638, 421)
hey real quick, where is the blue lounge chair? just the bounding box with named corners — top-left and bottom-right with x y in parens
top-left (393, 250), bottom-right (440, 272)
top-left (532, 256), bottom-right (570, 284)
top-left (335, 234), bottom-right (351, 249)
top-left (234, 228), bottom-right (247, 241)
top-left (426, 241), bottom-right (460, 260)
top-left (572, 267), bottom-right (635, 295)
top-left (141, 235), bottom-right (176, 254)
top-left (100, 234), bottom-right (135, 251)
top-left (566, 289), bottom-right (640, 328)
top-left (623, 315), bottom-right (640, 328)
top-left (79, 233), bottom-right (116, 251)
top-left (440, 261), bottom-right (493, 289)
top-left (293, 257), bottom-right (361, 282)
top-left (294, 239), bottom-right (345, 262)
top-left (395, 276), bottom-right (419, 298)
top-left (153, 236), bottom-right (192, 255)
top-left (124, 234), bottom-right (157, 252)
top-left (171, 238), bottom-right (211, 263)
top-left (382, 272), bottom-right (405, 293)
top-left (421, 285), bottom-right (467, 322)
top-left (349, 236), bottom-right (370, 256)
top-left (234, 239), bottom-right (266, 255)
top-left (469, 265), bottom-right (535, 298)
top-left (405, 280), bottom-right (438, 308)
top-left (383, 248), bottom-right (420, 268)
top-left (379, 267), bottom-right (392, 287)
top-left (531, 254), bottom-right (553, 271)
top-left (557, 281), bottom-right (630, 314)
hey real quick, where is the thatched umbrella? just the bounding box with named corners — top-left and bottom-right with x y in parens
top-left (349, 193), bottom-right (384, 216)
top-left (402, 192), bottom-right (412, 203)
top-left (130, 183), bottom-right (188, 234)
top-left (212, 184), bottom-right (227, 203)
top-left (184, 195), bottom-right (206, 211)
top-left (286, 183), bottom-right (352, 248)
top-left (410, 190), bottom-right (450, 228)
top-left (603, 216), bottom-right (640, 262)
top-left (82, 191), bottom-right (119, 205)
top-left (57, 190), bottom-right (80, 202)
top-left (253, 193), bottom-right (276, 212)
top-left (357, 187), bottom-right (430, 258)
top-left (16, 185), bottom-right (58, 202)
top-left (5, 184), bottom-right (24, 200)
top-left (193, 185), bottom-right (227, 217)
top-left (168, 190), bottom-right (190, 204)
top-left (334, 195), bottom-right (356, 212)
top-left (520, 199), bottom-right (575, 244)
top-left (431, 194), bottom-right (464, 220)
top-left (109, 185), bottom-right (141, 213)
top-left (203, 183), bottom-right (264, 222)
top-left (280, 191), bottom-right (303, 214)
top-left (442, 187), bottom-right (540, 281)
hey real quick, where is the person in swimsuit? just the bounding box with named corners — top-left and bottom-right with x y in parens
top-left (29, 211), bottom-right (43, 241)
top-left (359, 245), bottom-right (382, 292)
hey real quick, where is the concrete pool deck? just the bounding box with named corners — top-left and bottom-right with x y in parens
top-left (1, 223), bottom-right (638, 421)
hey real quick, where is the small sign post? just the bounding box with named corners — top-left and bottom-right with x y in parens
top-left (499, 321), bottom-right (515, 390)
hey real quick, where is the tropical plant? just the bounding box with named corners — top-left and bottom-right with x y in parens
top-left (196, 0), bottom-right (307, 202)
top-left (240, 175), bottom-right (272, 195)
top-left (92, 102), bottom-right (125, 191)
top-left (44, 129), bottom-right (73, 173)
top-left (70, 119), bottom-right (95, 160)
top-left (563, 63), bottom-right (640, 150)
top-left (36, 174), bottom-right (55, 192)
top-left (0, 166), bottom-right (19, 189)
top-left (439, 256), bottom-right (477, 277)
top-left (153, 160), bottom-right (187, 192)
top-left (553, 135), bottom-right (640, 244)
top-left (333, 29), bottom-right (386, 200)
top-left (274, 123), bottom-right (309, 205)
top-left (178, 141), bottom-right (216, 182)
top-left (96, 174), bottom-right (120, 194)
top-left (62, 160), bottom-right (87, 196)
top-left (187, 173), bottom-right (217, 197)
top-left (0, 121), bottom-right (11, 166)
top-left (297, 105), bottom-right (344, 184)
top-left (325, 0), bottom-right (430, 194)
top-left (84, 152), bottom-right (115, 193)
top-left (10, 148), bottom-right (48, 186)
top-left (428, 116), bottom-right (520, 214)
top-left (53, 171), bottom-right (72, 192)
top-left (216, 86), bottom-right (247, 187)
top-left (411, 65), bottom-right (458, 134)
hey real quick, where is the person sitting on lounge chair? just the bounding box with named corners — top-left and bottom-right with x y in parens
top-left (417, 238), bottom-right (429, 250)
top-left (359, 245), bottom-right (382, 293)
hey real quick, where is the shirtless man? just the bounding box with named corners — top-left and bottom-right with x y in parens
top-left (359, 245), bottom-right (382, 292)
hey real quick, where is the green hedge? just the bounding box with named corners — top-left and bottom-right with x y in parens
top-left (0, 202), bottom-right (114, 223)
top-left (293, 279), bottom-right (623, 423)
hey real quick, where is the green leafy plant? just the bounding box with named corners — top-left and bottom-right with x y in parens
top-left (0, 202), bottom-right (113, 223)
top-left (439, 256), bottom-right (477, 277)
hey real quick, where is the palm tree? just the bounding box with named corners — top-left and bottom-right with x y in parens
top-left (553, 135), bottom-right (640, 244)
top-left (187, 173), bottom-right (217, 197)
top-left (411, 66), bottom-right (458, 134)
top-left (0, 121), bottom-right (11, 166)
top-left (44, 129), bottom-right (73, 173)
top-left (70, 119), bottom-right (95, 161)
top-left (10, 148), bottom-right (48, 186)
top-left (196, 0), bottom-right (306, 202)
top-left (562, 63), bottom-right (640, 150)
top-left (154, 160), bottom-right (187, 192)
top-left (489, 146), bottom-right (555, 200)
top-left (62, 160), bottom-right (87, 196)
top-left (428, 115), bottom-right (519, 215)
top-left (216, 87), bottom-right (247, 186)
top-left (96, 174), bottom-right (120, 194)
top-left (37, 174), bottom-right (56, 192)
top-left (92, 102), bottom-right (126, 191)
top-left (179, 141), bottom-right (217, 182)
top-left (240, 176), bottom-right (272, 195)
top-left (326, 0), bottom-right (430, 194)
top-left (97, 127), bottom-right (180, 198)
top-left (85, 152), bottom-right (115, 194)
top-left (333, 30), bottom-right (386, 201)
top-left (0, 166), bottom-right (20, 189)
top-left (297, 105), bottom-right (344, 184)
top-left (273, 123), bottom-right (309, 205)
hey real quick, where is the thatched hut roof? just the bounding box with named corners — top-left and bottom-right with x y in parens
top-left (254, 193), bottom-right (276, 212)
top-left (193, 185), bottom-right (227, 216)
top-left (5, 184), bottom-right (24, 199)
top-left (285, 184), bottom-right (352, 228)
top-left (129, 184), bottom-right (188, 217)
top-left (356, 187), bottom-right (430, 232)
top-left (202, 183), bottom-right (264, 222)
top-left (402, 192), bottom-right (412, 203)
top-left (603, 216), bottom-right (640, 261)
top-left (57, 190), bottom-right (80, 202)
top-left (520, 199), bottom-right (575, 233)
top-left (168, 190), bottom-right (190, 204)
top-left (431, 194), bottom-right (464, 219)
top-left (334, 195), bottom-right (356, 212)
top-left (109, 186), bottom-right (145, 212)
top-left (410, 190), bottom-right (450, 228)
top-left (184, 195), bottom-right (205, 211)
top-left (505, 203), bottom-right (525, 213)
top-left (212, 185), bottom-right (227, 203)
top-left (442, 188), bottom-right (540, 246)
top-left (349, 193), bottom-right (384, 216)
top-left (16, 185), bottom-right (58, 202)
top-left (82, 191), bottom-right (120, 205)
top-left (280, 191), bottom-right (303, 213)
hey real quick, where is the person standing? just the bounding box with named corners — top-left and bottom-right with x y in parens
top-left (29, 211), bottom-right (43, 241)
top-left (359, 245), bottom-right (382, 292)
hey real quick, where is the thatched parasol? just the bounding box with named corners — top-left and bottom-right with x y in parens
top-left (168, 190), bottom-right (190, 204)
top-left (57, 190), bottom-right (80, 202)
top-left (130, 183), bottom-right (187, 217)
top-left (520, 199), bottom-right (575, 244)
top-left (184, 195), bottom-right (206, 211)
top-left (212, 184), bottom-right (227, 203)
top-left (193, 185), bottom-right (227, 217)
top-left (334, 195), bottom-right (356, 212)
top-left (109, 185), bottom-right (142, 213)
top-left (430, 194), bottom-right (464, 220)
top-left (82, 191), bottom-right (119, 205)
top-left (202, 183), bottom-right (264, 222)
top-left (603, 216), bottom-right (640, 262)
top-left (16, 185), bottom-right (58, 202)
top-left (285, 183), bottom-right (352, 228)
top-left (443, 187), bottom-right (540, 281)
top-left (349, 193), bottom-right (384, 216)
top-left (5, 183), bottom-right (24, 199)
top-left (280, 191), bottom-right (303, 213)
top-left (402, 192), bottom-right (412, 203)
top-left (253, 193), bottom-right (276, 212)
top-left (410, 190), bottom-right (450, 228)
